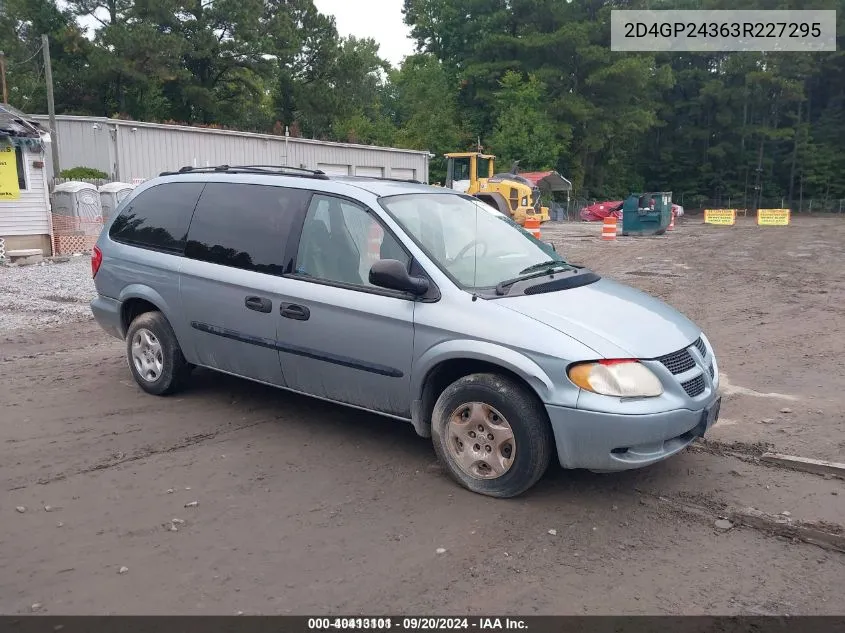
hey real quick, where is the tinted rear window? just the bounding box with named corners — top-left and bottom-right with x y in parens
top-left (109, 182), bottom-right (204, 254)
top-left (185, 183), bottom-right (311, 276)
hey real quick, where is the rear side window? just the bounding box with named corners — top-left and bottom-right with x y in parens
top-left (109, 182), bottom-right (204, 254)
top-left (185, 183), bottom-right (311, 276)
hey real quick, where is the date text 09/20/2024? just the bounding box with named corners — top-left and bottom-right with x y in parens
top-left (307, 618), bottom-right (527, 630)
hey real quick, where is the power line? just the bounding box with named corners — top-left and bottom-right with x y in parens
top-left (7, 43), bottom-right (44, 68)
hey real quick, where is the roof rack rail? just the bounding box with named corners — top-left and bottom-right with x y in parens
top-left (158, 165), bottom-right (329, 179)
top-left (350, 175), bottom-right (423, 184)
top-left (237, 165), bottom-right (327, 175)
top-left (383, 177), bottom-right (423, 184)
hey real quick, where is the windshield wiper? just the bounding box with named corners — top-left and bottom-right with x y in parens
top-left (518, 260), bottom-right (572, 275)
top-left (494, 261), bottom-right (576, 296)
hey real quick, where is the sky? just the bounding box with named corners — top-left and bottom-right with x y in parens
top-left (313, 0), bottom-right (416, 67)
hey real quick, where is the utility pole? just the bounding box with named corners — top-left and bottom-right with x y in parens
top-left (0, 51), bottom-right (8, 105)
top-left (42, 34), bottom-right (60, 175)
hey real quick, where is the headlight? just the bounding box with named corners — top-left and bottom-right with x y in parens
top-left (521, 196), bottom-right (528, 207)
top-left (568, 360), bottom-right (663, 397)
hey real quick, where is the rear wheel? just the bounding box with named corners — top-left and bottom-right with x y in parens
top-left (126, 311), bottom-right (191, 395)
top-left (431, 373), bottom-right (554, 498)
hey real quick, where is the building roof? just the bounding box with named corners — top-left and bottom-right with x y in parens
top-left (0, 104), bottom-right (47, 138)
top-left (31, 114), bottom-right (432, 156)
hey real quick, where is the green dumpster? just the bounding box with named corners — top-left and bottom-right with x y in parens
top-left (621, 192), bottom-right (672, 236)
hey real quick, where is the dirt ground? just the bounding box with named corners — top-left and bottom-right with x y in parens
top-left (2, 215), bottom-right (844, 615)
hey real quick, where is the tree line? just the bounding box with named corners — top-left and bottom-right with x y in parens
top-left (2, 0), bottom-right (844, 207)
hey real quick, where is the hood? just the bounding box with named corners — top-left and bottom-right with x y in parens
top-left (499, 277), bottom-right (700, 359)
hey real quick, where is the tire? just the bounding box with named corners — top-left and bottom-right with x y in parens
top-left (431, 373), bottom-right (554, 498)
top-left (125, 311), bottom-right (191, 396)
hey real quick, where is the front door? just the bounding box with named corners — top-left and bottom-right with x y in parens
top-left (179, 182), bottom-right (311, 386)
top-left (276, 194), bottom-right (416, 416)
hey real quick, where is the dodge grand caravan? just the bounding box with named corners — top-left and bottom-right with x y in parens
top-left (90, 165), bottom-right (721, 498)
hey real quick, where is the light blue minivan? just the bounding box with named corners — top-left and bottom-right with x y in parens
top-left (90, 166), bottom-right (721, 497)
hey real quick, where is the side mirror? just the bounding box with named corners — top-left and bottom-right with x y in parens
top-left (369, 259), bottom-right (430, 296)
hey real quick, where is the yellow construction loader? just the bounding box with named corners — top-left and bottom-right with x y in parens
top-left (444, 152), bottom-right (570, 225)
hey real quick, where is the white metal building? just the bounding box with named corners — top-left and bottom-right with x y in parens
top-left (32, 115), bottom-right (431, 184)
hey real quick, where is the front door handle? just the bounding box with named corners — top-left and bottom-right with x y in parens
top-left (245, 296), bottom-right (272, 314)
top-left (280, 303), bottom-right (310, 321)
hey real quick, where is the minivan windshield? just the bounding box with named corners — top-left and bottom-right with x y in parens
top-left (380, 193), bottom-right (571, 289)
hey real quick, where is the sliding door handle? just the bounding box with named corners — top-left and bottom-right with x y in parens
top-left (245, 296), bottom-right (272, 314)
top-left (280, 303), bottom-right (310, 321)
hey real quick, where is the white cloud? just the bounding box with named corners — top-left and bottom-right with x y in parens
top-left (313, 0), bottom-right (416, 67)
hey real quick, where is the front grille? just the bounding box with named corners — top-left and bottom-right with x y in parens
top-left (657, 348), bottom-right (696, 375)
top-left (682, 374), bottom-right (706, 397)
top-left (693, 337), bottom-right (707, 357)
top-left (708, 362), bottom-right (714, 378)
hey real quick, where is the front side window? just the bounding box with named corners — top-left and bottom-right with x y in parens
top-left (109, 182), bottom-right (205, 253)
top-left (295, 194), bottom-right (410, 288)
top-left (380, 193), bottom-right (566, 290)
top-left (185, 183), bottom-right (311, 276)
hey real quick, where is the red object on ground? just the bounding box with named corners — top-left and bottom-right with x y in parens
top-left (580, 201), bottom-right (623, 222)
top-left (580, 200), bottom-right (684, 222)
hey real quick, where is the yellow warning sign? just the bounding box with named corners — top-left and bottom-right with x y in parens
top-left (757, 209), bottom-right (790, 226)
top-left (704, 209), bottom-right (736, 225)
top-left (0, 144), bottom-right (21, 200)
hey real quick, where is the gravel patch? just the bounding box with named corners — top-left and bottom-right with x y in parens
top-left (0, 256), bottom-right (96, 334)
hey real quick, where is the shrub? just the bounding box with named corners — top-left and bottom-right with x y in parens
top-left (59, 166), bottom-right (109, 180)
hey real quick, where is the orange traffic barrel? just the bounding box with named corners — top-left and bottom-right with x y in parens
top-left (601, 217), bottom-right (617, 241)
top-left (524, 216), bottom-right (542, 239)
top-left (667, 210), bottom-right (675, 231)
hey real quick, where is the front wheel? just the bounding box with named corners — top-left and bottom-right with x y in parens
top-left (431, 373), bottom-right (554, 498)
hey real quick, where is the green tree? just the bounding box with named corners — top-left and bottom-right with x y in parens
top-left (325, 37), bottom-right (394, 142)
top-left (0, 0), bottom-right (94, 114)
top-left (265, 0), bottom-right (340, 135)
top-left (488, 71), bottom-right (563, 171)
top-left (390, 53), bottom-right (465, 181)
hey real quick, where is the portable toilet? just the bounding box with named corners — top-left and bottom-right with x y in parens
top-left (620, 191), bottom-right (672, 236)
top-left (52, 181), bottom-right (104, 222)
top-left (98, 182), bottom-right (135, 220)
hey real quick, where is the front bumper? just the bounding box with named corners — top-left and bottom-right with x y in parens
top-left (546, 399), bottom-right (719, 472)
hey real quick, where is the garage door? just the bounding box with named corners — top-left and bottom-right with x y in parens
top-left (355, 166), bottom-right (384, 178)
top-left (391, 168), bottom-right (416, 181)
top-left (317, 163), bottom-right (350, 176)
